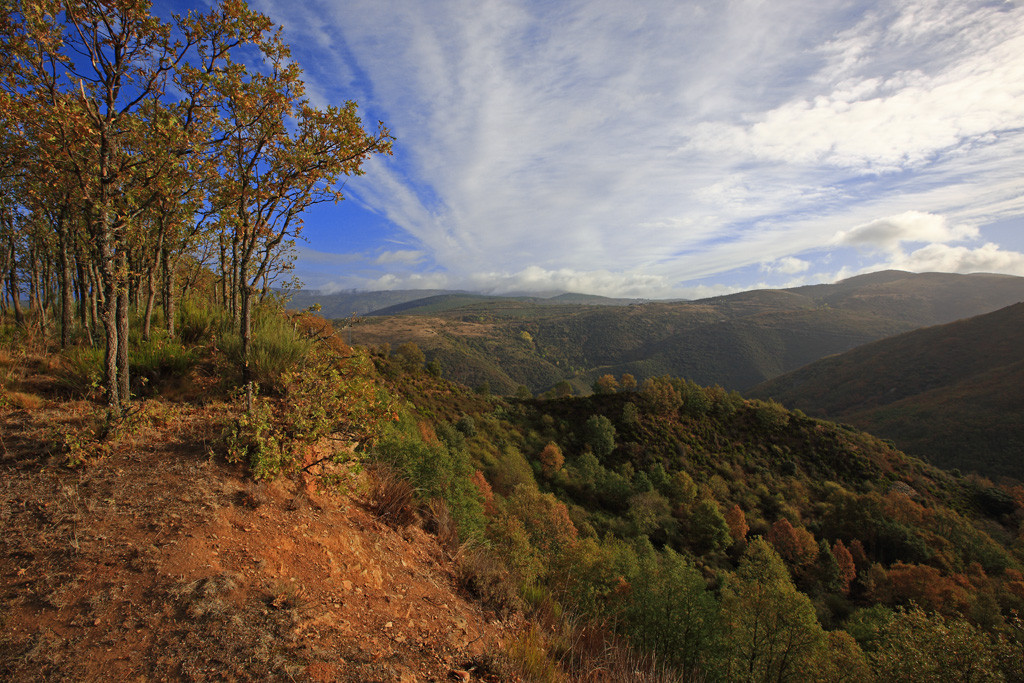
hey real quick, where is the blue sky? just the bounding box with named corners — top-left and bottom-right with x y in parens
top-left (191, 0), bottom-right (1024, 298)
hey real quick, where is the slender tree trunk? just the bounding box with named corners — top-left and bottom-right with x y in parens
top-left (240, 282), bottom-right (254, 411)
top-left (116, 250), bottom-right (130, 406)
top-left (162, 248), bottom-right (177, 339)
top-left (99, 219), bottom-right (120, 414)
top-left (90, 261), bottom-right (102, 346)
top-left (75, 252), bottom-right (90, 343)
top-left (142, 231), bottom-right (163, 341)
top-left (218, 233), bottom-right (227, 308)
top-left (58, 223), bottom-right (74, 348)
top-left (28, 245), bottom-right (39, 312)
top-left (8, 232), bottom-right (24, 326)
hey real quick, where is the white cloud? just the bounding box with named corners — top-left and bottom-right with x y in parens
top-left (890, 242), bottom-right (1024, 275)
top-left (374, 250), bottom-right (426, 266)
top-left (255, 0), bottom-right (1024, 295)
top-left (762, 256), bottom-right (811, 275)
top-left (835, 211), bottom-right (978, 252)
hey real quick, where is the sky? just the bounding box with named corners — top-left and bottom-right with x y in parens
top-left (190, 0), bottom-right (1024, 298)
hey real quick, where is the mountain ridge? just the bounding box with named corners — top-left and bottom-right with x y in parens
top-left (339, 271), bottom-right (1024, 395)
top-left (749, 301), bottom-right (1024, 479)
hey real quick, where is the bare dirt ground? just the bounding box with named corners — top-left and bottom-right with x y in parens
top-left (0, 358), bottom-right (513, 681)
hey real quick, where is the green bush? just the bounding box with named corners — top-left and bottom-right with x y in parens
top-left (374, 412), bottom-right (486, 542)
top-left (224, 346), bottom-right (394, 481)
top-left (584, 414), bottom-right (616, 458)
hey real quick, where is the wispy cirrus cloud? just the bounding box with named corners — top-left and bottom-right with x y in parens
top-left (249, 0), bottom-right (1024, 296)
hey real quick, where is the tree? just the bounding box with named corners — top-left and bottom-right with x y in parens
top-left (621, 546), bottom-right (721, 676)
top-left (394, 342), bottom-right (425, 371)
top-left (592, 373), bottom-right (618, 395)
top-left (690, 499), bottom-right (731, 553)
top-left (0, 0), bottom-right (293, 415)
top-left (833, 540), bottom-right (857, 595)
top-left (768, 518), bottom-right (819, 568)
top-left (869, 606), bottom-right (1005, 682)
top-left (584, 414), bottom-right (616, 458)
top-left (725, 503), bottom-right (750, 543)
top-left (538, 442), bottom-right (564, 478)
top-left (205, 19), bottom-right (391, 408)
top-left (721, 538), bottom-right (827, 682)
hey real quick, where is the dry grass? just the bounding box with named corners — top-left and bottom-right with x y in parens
top-left (361, 463), bottom-right (418, 528)
top-left (454, 542), bottom-right (522, 618)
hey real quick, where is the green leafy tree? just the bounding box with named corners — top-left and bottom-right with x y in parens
top-left (721, 538), bottom-right (827, 682)
top-left (690, 499), bottom-right (731, 554)
top-left (584, 414), bottom-right (616, 458)
top-left (394, 341), bottom-right (425, 371)
top-left (869, 606), bottom-right (1005, 682)
top-left (621, 545), bottom-right (722, 676)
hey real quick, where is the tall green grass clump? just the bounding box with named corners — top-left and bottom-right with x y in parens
top-left (56, 346), bottom-right (104, 398)
top-left (217, 306), bottom-right (312, 393)
top-left (130, 334), bottom-right (198, 394)
top-left (177, 298), bottom-right (232, 346)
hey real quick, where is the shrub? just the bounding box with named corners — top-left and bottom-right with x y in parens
top-left (374, 412), bottom-right (486, 542)
top-left (224, 345), bottom-right (394, 481)
top-left (455, 543), bottom-right (521, 617)
top-left (363, 464), bottom-right (418, 528)
top-left (220, 308), bottom-right (312, 393)
top-left (130, 336), bottom-right (197, 394)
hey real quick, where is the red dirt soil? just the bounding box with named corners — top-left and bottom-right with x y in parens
top-left (0, 394), bottom-right (514, 681)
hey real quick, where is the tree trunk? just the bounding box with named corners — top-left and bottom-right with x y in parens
top-left (8, 232), bottom-right (24, 326)
top-left (75, 252), bottom-right (91, 343)
top-left (90, 262), bottom-right (102, 346)
top-left (58, 223), bottom-right (74, 348)
top-left (116, 250), bottom-right (130, 405)
top-left (142, 231), bottom-right (163, 341)
top-left (100, 222), bottom-right (120, 415)
top-left (240, 283), bottom-right (254, 411)
top-left (162, 249), bottom-right (177, 339)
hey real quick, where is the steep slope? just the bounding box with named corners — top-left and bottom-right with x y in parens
top-left (0, 395), bottom-right (509, 681)
top-left (749, 302), bottom-right (1024, 479)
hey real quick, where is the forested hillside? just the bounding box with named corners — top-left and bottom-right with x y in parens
top-left (750, 302), bottom-right (1024, 480)
top-left (3, 2), bottom-right (1023, 681)
top-left (343, 271), bottom-right (1024, 395)
top-left (6, 297), bottom-right (1024, 680)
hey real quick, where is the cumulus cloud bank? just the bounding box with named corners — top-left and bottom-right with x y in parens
top-left (255, 0), bottom-right (1024, 296)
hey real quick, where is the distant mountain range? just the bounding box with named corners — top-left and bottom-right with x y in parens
top-left (286, 288), bottom-right (643, 317)
top-left (749, 300), bottom-right (1024, 480)
top-left (325, 271), bottom-right (1024, 398)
